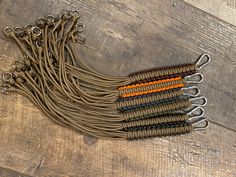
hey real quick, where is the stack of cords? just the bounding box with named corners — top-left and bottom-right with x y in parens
top-left (1, 11), bottom-right (211, 140)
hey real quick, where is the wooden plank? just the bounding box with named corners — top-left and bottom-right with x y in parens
top-left (0, 104), bottom-right (235, 177)
top-left (0, 0), bottom-right (235, 177)
top-left (0, 167), bottom-right (32, 177)
top-left (184, 0), bottom-right (236, 26)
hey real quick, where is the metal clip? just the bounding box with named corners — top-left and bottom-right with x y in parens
top-left (195, 53), bottom-right (211, 70)
top-left (61, 11), bottom-right (72, 21)
top-left (14, 27), bottom-right (25, 39)
top-left (3, 27), bottom-right (14, 38)
top-left (182, 86), bottom-right (200, 97)
top-left (32, 26), bottom-right (42, 35)
top-left (24, 24), bottom-right (33, 34)
top-left (71, 10), bottom-right (80, 18)
top-left (189, 96), bottom-right (207, 107)
top-left (185, 73), bottom-right (204, 84)
top-left (36, 17), bottom-right (46, 28)
top-left (192, 117), bottom-right (209, 130)
top-left (46, 15), bottom-right (56, 27)
top-left (187, 106), bottom-right (204, 121)
top-left (75, 23), bottom-right (85, 33)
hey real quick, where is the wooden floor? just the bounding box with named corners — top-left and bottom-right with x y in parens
top-left (0, 0), bottom-right (235, 176)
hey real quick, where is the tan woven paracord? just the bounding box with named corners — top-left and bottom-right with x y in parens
top-left (116, 89), bottom-right (184, 109)
top-left (127, 123), bottom-right (193, 139)
top-left (0, 11), bottom-right (210, 139)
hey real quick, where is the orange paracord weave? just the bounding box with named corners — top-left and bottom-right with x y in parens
top-left (118, 76), bottom-right (182, 90)
top-left (120, 83), bottom-right (184, 98)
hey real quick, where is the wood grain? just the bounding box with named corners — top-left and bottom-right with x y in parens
top-left (0, 167), bottom-right (32, 177)
top-left (185, 0), bottom-right (236, 26)
top-left (0, 0), bottom-right (235, 176)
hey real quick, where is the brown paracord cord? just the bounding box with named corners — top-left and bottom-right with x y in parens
top-left (122, 114), bottom-right (188, 129)
top-left (2, 18), bottom-right (202, 106)
top-left (2, 68), bottom-right (195, 139)
top-left (123, 98), bottom-right (191, 120)
top-left (119, 76), bottom-right (182, 90)
top-left (116, 89), bottom-right (184, 109)
top-left (120, 83), bottom-right (184, 98)
top-left (127, 122), bottom-right (193, 140)
top-left (1, 11), bottom-right (209, 139)
top-left (128, 65), bottom-right (197, 83)
top-left (118, 76), bottom-right (184, 97)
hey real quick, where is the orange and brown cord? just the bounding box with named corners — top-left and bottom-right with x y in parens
top-left (120, 83), bottom-right (184, 98)
top-left (118, 76), bottom-right (182, 90)
top-left (1, 11), bottom-right (208, 140)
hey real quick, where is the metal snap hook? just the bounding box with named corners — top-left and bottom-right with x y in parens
top-left (182, 86), bottom-right (200, 97)
top-left (187, 106), bottom-right (204, 121)
top-left (192, 117), bottom-right (209, 130)
top-left (189, 96), bottom-right (207, 107)
top-left (185, 73), bottom-right (204, 84)
top-left (195, 53), bottom-right (211, 70)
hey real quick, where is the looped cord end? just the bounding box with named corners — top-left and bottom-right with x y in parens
top-left (3, 27), bottom-right (15, 38)
top-left (75, 23), bottom-right (85, 33)
top-left (61, 11), bottom-right (72, 21)
top-left (46, 15), bottom-right (56, 27)
top-left (2, 72), bottom-right (13, 82)
top-left (14, 27), bottom-right (26, 39)
top-left (71, 10), bottom-right (80, 20)
top-left (24, 24), bottom-right (33, 34)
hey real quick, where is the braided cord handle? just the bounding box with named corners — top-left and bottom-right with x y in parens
top-left (123, 99), bottom-right (191, 120)
top-left (122, 114), bottom-right (188, 129)
top-left (129, 64), bottom-right (197, 83)
top-left (127, 122), bottom-right (193, 139)
top-left (117, 89), bottom-right (184, 110)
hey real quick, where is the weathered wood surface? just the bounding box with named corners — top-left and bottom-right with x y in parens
top-left (0, 0), bottom-right (235, 176)
top-left (185, 0), bottom-right (236, 26)
top-left (0, 167), bottom-right (31, 177)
